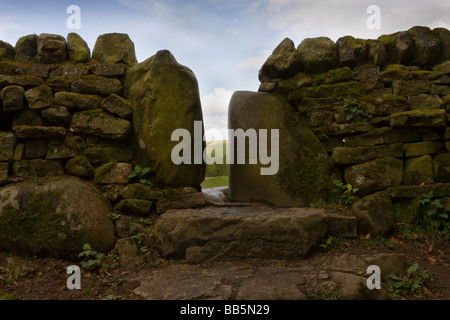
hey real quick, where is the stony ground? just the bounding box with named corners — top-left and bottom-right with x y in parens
top-left (0, 228), bottom-right (448, 301)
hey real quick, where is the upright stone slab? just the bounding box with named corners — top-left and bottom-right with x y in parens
top-left (228, 91), bottom-right (332, 207)
top-left (125, 50), bottom-right (205, 188)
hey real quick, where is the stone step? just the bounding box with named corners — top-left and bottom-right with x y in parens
top-left (153, 206), bottom-right (356, 263)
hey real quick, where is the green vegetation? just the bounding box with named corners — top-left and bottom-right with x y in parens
top-left (388, 263), bottom-right (431, 300)
top-left (128, 164), bottom-right (153, 188)
top-left (107, 212), bottom-right (121, 222)
top-left (78, 243), bottom-right (105, 271)
top-left (201, 176), bottom-right (228, 188)
top-left (342, 98), bottom-right (372, 122)
top-left (417, 191), bottom-right (450, 239)
top-left (332, 179), bottom-right (359, 206)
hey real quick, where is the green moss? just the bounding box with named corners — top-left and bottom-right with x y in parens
top-left (389, 109), bottom-right (445, 118)
top-left (46, 77), bottom-right (74, 91)
top-left (0, 189), bottom-right (69, 256)
top-left (325, 67), bottom-right (354, 84)
top-left (278, 127), bottom-right (332, 202)
top-left (299, 81), bottom-right (362, 99)
top-left (65, 155), bottom-right (95, 179)
top-left (120, 183), bottom-right (154, 200)
top-left (0, 61), bottom-right (19, 75)
top-left (94, 160), bottom-right (117, 183)
top-left (65, 136), bottom-right (86, 152)
top-left (84, 146), bottom-right (132, 164)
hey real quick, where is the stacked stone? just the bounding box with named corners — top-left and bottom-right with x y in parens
top-left (255, 26), bottom-right (450, 236)
top-left (0, 32), bottom-right (135, 187)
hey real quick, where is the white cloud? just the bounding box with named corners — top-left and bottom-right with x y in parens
top-left (238, 49), bottom-right (271, 69)
top-left (201, 88), bottom-right (233, 141)
top-left (0, 16), bottom-right (21, 44)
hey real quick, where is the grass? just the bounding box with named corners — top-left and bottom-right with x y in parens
top-left (201, 176), bottom-right (228, 188)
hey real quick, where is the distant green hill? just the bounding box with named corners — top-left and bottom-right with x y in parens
top-left (204, 140), bottom-right (228, 177)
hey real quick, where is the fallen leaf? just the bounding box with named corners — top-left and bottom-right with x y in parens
top-left (427, 257), bottom-right (437, 264)
top-left (427, 244), bottom-right (433, 254)
top-left (365, 233), bottom-right (371, 239)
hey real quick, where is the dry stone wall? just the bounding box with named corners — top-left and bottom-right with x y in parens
top-left (231, 26), bottom-right (450, 236)
top-left (0, 32), bottom-right (206, 259)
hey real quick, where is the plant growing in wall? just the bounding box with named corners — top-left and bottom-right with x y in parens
top-left (128, 164), bottom-right (153, 188)
top-left (332, 179), bottom-right (359, 206)
top-left (342, 98), bottom-right (372, 122)
top-left (417, 191), bottom-right (450, 239)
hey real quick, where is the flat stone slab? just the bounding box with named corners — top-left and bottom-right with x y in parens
top-left (153, 206), bottom-right (355, 262)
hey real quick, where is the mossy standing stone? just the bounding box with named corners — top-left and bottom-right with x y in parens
top-left (67, 32), bottom-right (90, 63)
top-left (124, 50), bottom-right (205, 188)
top-left (14, 34), bottom-right (38, 62)
top-left (228, 91), bottom-right (332, 207)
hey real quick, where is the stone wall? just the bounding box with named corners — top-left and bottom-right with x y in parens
top-left (0, 32), bottom-right (206, 259)
top-left (230, 26), bottom-right (450, 235)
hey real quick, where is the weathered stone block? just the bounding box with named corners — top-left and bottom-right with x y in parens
top-left (92, 33), bottom-right (137, 65)
top-left (433, 154), bottom-right (450, 182)
top-left (116, 199), bottom-right (153, 216)
top-left (27, 159), bottom-right (64, 177)
top-left (94, 162), bottom-right (132, 184)
top-left (90, 63), bottom-right (126, 76)
top-left (67, 32), bottom-right (90, 63)
top-left (54, 92), bottom-right (102, 110)
top-left (14, 34), bottom-right (37, 62)
top-left (156, 192), bottom-right (206, 214)
top-left (36, 33), bottom-right (67, 64)
top-left (153, 206), bottom-right (329, 261)
top-left (71, 75), bottom-right (123, 96)
top-left (331, 144), bottom-right (403, 165)
top-left (13, 125), bottom-right (66, 139)
top-left (0, 131), bottom-right (17, 161)
top-left (351, 192), bottom-right (395, 236)
top-left (101, 94), bottom-right (133, 119)
top-left (328, 122), bottom-right (375, 136)
top-left (404, 142), bottom-right (439, 156)
top-left (41, 106), bottom-right (71, 126)
top-left (0, 162), bottom-right (8, 183)
top-left (403, 155), bottom-right (433, 185)
top-left (25, 84), bottom-right (54, 110)
top-left (24, 139), bottom-right (48, 159)
top-left (389, 109), bottom-right (447, 127)
top-left (392, 80), bottom-right (431, 96)
top-left (297, 37), bottom-right (337, 73)
top-left (408, 94), bottom-right (443, 110)
top-left (1, 86), bottom-right (25, 112)
top-left (69, 109), bottom-right (131, 140)
top-left (344, 157), bottom-right (403, 195)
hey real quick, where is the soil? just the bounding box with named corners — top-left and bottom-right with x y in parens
top-left (0, 227), bottom-right (448, 301)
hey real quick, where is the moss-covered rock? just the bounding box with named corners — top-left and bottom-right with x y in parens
top-left (0, 177), bottom-right (115, 259)
top-left (36, 33), bottom-right (67, 64)
top-left (228, 91), bottom-right (332, 206)
top-left (389, 109), bottom-right (447, 127)
top-left (403, 155), bottom-right (433, 185)
top-left (296, 37), bottom-right (337, 73)
top-left (259, 37), bottom-right (299, 81)
top-left (336, 36), bottom-right (367, 68)
top-left (101, 94), bottom-right (133, 119)
top-left (0, 132), bottom-right (17, 161)
top-left (0, 61), bottom-right (20, 75)
top-left (13, 125), bottom-right (66, 139)
top-left (331, 143), bottom-right (403, 165)
top-left (94, 161), bottom-right (131, 184)
top-left (92, 33), bottom-right (137, 65)
top-left (0, 40), bottom-right (14, 61)
top-left (378, 31), bottom-right (413, 65)
top-left (67, 32), bottom-right (90, 63)
top-left (69, 109), bottom-right (131, 141)
top-left (0, 75), bottom-right (44, 88)
top-left (120, 183), bottom-right (163, 201)
top-left (84, 145), bottom-right (132, 164)
top-left (54, 92), bottom-right (102, 110)
top-left (115, 199), bottom-right (153, 216)
top-left (124, 50), bottom-right (205, 188)
top-left (433, 154), bottom-right (450, 182)
top-left (392, 80), bottom-right (431, 96)
top-left (408, 26), bottom-right (441, 66)
top-left (1, 86), bottom-right (25, 112)
top-left (65, 155), bottom-right (94, 179)
top-left (71, 75), bottom-right (123, 97)
top-left (351, 191), bottom-right (395, 236)
top-left (24, 84), bottom-right (54, 110)
top-left (404, 142), bottom-right (439, 157)
top-left (344, 157), bottom-right (403, 195)
top-left (14, 34), bottom-right (37, 62)
top-left (41, 106), bottom-right (72, 127)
